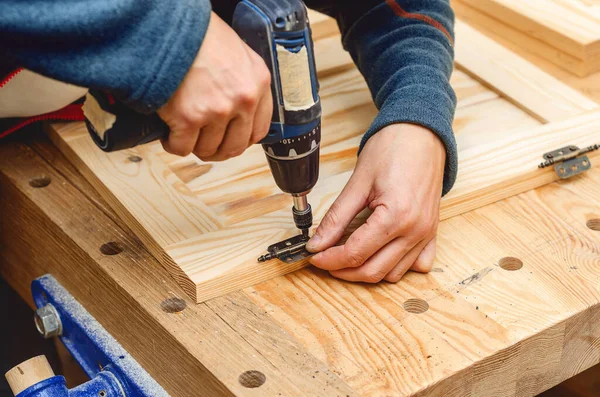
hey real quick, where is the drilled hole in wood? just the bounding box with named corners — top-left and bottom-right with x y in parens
top-left (587, 219), bottom-right (600, 231)
top-left (160, 297), bottom-right (187, 313)
top-left (499, 257), bottom-right (523, 271)
top-left (402, 298), bottom-right (429, 314)
top-left (29, 176), bottom-right (51, 188)
top-left (239, 370), bottom-right (266, 388)
top-left (100, 242), bottom-right (123, 255)
top-left (128, 155), bottom-right (142, 163)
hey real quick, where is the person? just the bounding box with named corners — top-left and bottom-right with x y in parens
top-left (1, 0), bottom-right (457, 283)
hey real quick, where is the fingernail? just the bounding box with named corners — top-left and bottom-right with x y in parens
top-left (309, 253), bottom-right (322, 263)
top-left (306, 234), bottom-right (321, 252)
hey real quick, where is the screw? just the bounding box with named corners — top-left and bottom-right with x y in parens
top-left (34, 304), bottom-right (62, 339)
top-left (546, 153), bottom-right (554, 159)
top-left (569, 145), bottom-right (578, 151)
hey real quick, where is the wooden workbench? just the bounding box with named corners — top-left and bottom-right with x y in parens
top-left (2, 17), bottom-right (600, 397)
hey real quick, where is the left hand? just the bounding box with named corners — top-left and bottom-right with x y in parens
top-left (306, 124), bottom-right (446, 283)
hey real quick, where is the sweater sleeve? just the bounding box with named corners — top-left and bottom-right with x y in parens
top-left (0, 0), bottom-right (211, 114)
top-left (307, 0), bottom-right (457, 195)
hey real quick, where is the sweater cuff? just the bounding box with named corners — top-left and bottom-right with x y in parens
top-left (359, 87), bottom-right (458, 196)
top-left (126, 4), bottom-right (211, 113)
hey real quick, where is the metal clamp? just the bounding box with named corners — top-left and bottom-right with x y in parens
top-left (15, 275), bottom-right (170, 397)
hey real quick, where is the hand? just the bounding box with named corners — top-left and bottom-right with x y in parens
top-left (306, 124), bottom-right (446, 283)
top-left (158, 12), bottom-right (273, 161)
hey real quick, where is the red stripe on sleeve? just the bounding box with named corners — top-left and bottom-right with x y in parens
top-left (385, 0), bottom-right (454, 46)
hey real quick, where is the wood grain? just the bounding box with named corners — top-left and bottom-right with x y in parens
top-left (454, 0), bottom-right (600, 76)
top-left (309, 14), bottom-right (599, 121)
top-left (47, 17), bottom-right (600, 303)
top-left (0, 139), bottom-right (356, 397)
top-left (245, 166), bottom-right (600, 396)
top-left (455, 21), bottom-right (599, 122)
top-left (3, 113), bottom-right (600, 395)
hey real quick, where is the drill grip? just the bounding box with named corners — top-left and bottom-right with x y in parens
top-left (83, 90), bottom-right (170, 152)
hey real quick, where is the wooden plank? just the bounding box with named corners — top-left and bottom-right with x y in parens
top-left (47, 17), bottom-right (600, 303)
top-left (309, 14), bottom-right (599, 121)
top-left (44, 81), bottom-right (539, 303)
top-left (3, 129), bottom-right (600, 396)
top-left (449, 3), bottom-right (600, 105)
top-left (454, 21), bottom-right (599, 122)
top-left (441, 110), bottom-right (600, 219)
top-left (0, 137), bottom-right (356, 397)
top-left (454, 0), bottom-right (600, 76)
top-left (307, 9), bottom-right (339, 40)
top-left (245, 166), bottom-right (600, 395)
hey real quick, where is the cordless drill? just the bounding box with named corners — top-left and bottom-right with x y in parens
top-left (83, 0), bottom-right (321, 262)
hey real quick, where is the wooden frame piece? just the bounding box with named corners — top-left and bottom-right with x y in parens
top-left (454, 0), bottom-right (600, 77)
top-left (48, 18), bottom-right (599, 303)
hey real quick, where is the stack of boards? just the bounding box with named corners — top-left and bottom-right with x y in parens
top-left (48, 10), bottom-right (600, 303)
top-left (453, 0), bottom-right (600, 76)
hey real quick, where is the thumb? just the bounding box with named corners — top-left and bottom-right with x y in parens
top-left (306, 178), bottom-right (369, 252)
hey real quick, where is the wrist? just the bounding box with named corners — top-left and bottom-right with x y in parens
top-left (370, 123), bottom-right (446, 163)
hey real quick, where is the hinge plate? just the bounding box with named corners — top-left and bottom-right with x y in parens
top-left (257, 234), bottom-right (312, 263)
top-left (539, 144), bottom-right (599, 179)
top-left (553, 155), bottom-right (591, 179)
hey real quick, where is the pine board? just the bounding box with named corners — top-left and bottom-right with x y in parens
top-left (454, 0), bottom-right (600, 76)
top-left (246, 166), bottom-right (600, 396)
top-left (3, 127), bottom-right (599, 396)
top-left (49, 18), bottom-right (599, 303)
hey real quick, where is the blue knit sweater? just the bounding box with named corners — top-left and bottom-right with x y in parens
top-left (1, 0), bottom-right (457, 194)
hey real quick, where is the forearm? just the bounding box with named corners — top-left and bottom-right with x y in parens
top-left (1, 0), bottom-right (211, 113)
top-left (310, 0), bottom-right (457, 195)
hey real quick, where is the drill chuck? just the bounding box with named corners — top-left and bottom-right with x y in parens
top-left (292, 203), bottom-right (313, 231)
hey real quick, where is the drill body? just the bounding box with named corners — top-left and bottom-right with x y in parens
top-left (233, 0), bottom-right (321, 235)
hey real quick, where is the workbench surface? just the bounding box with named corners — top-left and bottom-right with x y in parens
top-left (2, 18), bottom-right (600, 397)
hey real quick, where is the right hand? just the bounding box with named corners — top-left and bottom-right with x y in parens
top-left (158, 12), bottom-right (273, 161)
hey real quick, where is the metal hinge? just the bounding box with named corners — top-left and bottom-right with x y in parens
top-left (539, 144), bottom-right (599, 179)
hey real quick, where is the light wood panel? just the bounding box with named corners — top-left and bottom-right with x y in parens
top-left (245, 166), bottom-right (600, 396)
top-left (0, 137), bottom-right (356, 397)
top-left (454, 0), bottom-right (600, 76)
top-left (310, 14), bottom-right (598, 121)
top-left (4, 128), bottom-right (599, 396)
top-left (48, 18), bottom-right (599, 303)
top-left (455, 21), bottom-right (598, 122)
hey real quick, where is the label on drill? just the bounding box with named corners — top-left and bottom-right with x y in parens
top-left (276, 44), bottom-right (315, 111)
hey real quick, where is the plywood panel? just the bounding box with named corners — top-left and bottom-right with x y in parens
top-left (48, 18), bottom-right (599, 303)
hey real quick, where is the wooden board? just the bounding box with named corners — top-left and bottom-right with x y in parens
top-left (246, 166), bottom-right (600, 396)
top-left (2, 131), bottom-right (599, 396)
top-left (47, 18), bottom-right (600, 303)
top-left (454, 0), bottom-right (600, 76)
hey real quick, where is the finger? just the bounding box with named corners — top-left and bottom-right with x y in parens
top-left (162, 127), bottom-right (201, 157)
top-left (309, 205), bottom-right (399, 270)
top-left (410, 236), bottom-right (437, 273)
top-left (193, 121), bottom-right (228, 160)
top-left (215, 115), bottom-right (253, 160)
top-left (384, 238), bottom-right (430, 283)
top-left (329, 236), bottom-right (416, 282)
top-left (306, 178), bottom-right (370, 253)
top-left (249, 89), bottom-right (273, 145)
